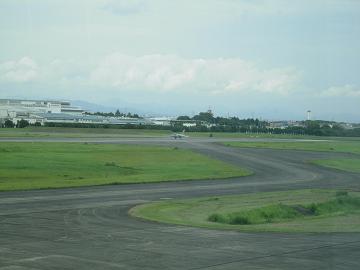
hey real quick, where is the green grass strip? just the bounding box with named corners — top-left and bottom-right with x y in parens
top-left (130, 189), bottom-right (360, 233)
top-left (223, 141), bottom-right (360, 154)
top-left (208, 192), bottom-right (360, 225)
top-left (311, 158), bottom-right (360, 173)
top-left (0, 142), bottom-right (250, 191)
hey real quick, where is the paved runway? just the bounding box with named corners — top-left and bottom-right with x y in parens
top-left (0, 137), bottom-right (359, 269)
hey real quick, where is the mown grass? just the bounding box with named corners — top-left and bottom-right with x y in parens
top-left (189, 132), bottom-right (360, 141)
top-left (0, 143), bottom-right (251, 191)
top-left (310, 158), bottom-right (360, 173)
top-left (189, 132), bottom-right (317, 139)
top-left (223, 140), bottom-right (360, 154)
top-left (0, 127), bottom-right (172, 138)
top-left (130, 189), bottom-right (360, 232)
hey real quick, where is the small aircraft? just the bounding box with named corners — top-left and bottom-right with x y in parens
top-left (171, 130), bottom-right (188, 139)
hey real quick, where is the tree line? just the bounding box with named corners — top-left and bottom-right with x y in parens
top-left (85, 109), bottom-right (140, 118)
top-left (2, 119), bottom-right (37, 128)
top-left (174, 112), bottom-right (360, 137)
top-left (2, 110), bottom-right (360, 137)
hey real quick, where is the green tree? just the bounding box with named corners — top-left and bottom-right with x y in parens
top-left (17, 119), bottom-right (29, 128)
top-left (192, 111), bottom-right (215, 123)
top-left (4, 119), bottom-right (15, 128)
top-left (177, 115), bottom-right (191, 120)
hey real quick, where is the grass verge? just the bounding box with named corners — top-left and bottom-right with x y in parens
top-left (130, 189), bottom-right (360, 233)
top-left (0, 143), bottom-right (250, 191)
top-left (222, 141), bottom-right (360, 154)
top-left (310, 158), bottom-right (360, 173)
top-left (208, 191), bottom-right (359, 225)
top-left (0, 127), bottom-right (171, 138)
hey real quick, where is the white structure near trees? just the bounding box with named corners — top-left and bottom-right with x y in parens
top-left (0, 99), bottom-right (150, 126)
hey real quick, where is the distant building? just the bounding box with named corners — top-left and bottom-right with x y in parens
top-left (268, 121), bottom-right (289, 129)
top-left (183, 122), bottom-right (197, 128)
top-left (149, 117), bottom-right (174, 126)
top-left (0, 99), bottom-right (84, 116)
top-left (0, 99), bottom-right (151, 126)
top-left (307, 110), bottom-right (312, 121)
top-left (32, 113), bottom-right (150, 125)
top-left (170, 119), bottom-right (203, 127)
top-left (267, 120), bottom-right (305, 129)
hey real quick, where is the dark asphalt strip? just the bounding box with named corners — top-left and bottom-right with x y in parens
top-left (188, 240), bottom-right (360, 270)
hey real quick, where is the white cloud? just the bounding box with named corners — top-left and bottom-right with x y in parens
top-left (90, 53), bottom-right (300, 95)
top-left (0, 57), bottom-right (94, 87)
top-left (0, 57), bottom-right (38, 82)
top-left (322, 84), bottom-right (360, 97)
top-left (0, 54), bottom-right (300, 98)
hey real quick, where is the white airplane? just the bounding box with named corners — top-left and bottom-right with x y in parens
top-left (171, 130), bottom-right (188, 139)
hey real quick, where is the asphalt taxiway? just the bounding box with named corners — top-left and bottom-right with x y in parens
top-left (0, 137), bottom-right (359, 269)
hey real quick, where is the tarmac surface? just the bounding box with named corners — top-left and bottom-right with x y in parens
top-left (0, 137), bottom-right (360, 269)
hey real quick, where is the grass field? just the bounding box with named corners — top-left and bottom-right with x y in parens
top-left (130, 189), bottom-right (360, 233)
top-left (223, 140), bottom-right (360, 154)
top-left (187, 132), bottom-right (360, 141)
top-left (311, 159), bottom-right (360, 173)
top-left (0, 143), bottom-right (250, 191)
top-left (0, 127), bottom-right (172, 138)
top-left (189, 132), bottom-right (318, 139)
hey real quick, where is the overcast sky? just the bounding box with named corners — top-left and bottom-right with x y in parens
top-left (0, 0), bottom-right (359, 121)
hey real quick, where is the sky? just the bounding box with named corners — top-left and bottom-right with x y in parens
top-left (0, 0), bottom-right (360, 122)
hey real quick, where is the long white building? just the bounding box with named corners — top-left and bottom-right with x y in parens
top-left (0, 99), bottom-right (151, 126)
top-left (0, 99), bottom-right (84, 117)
